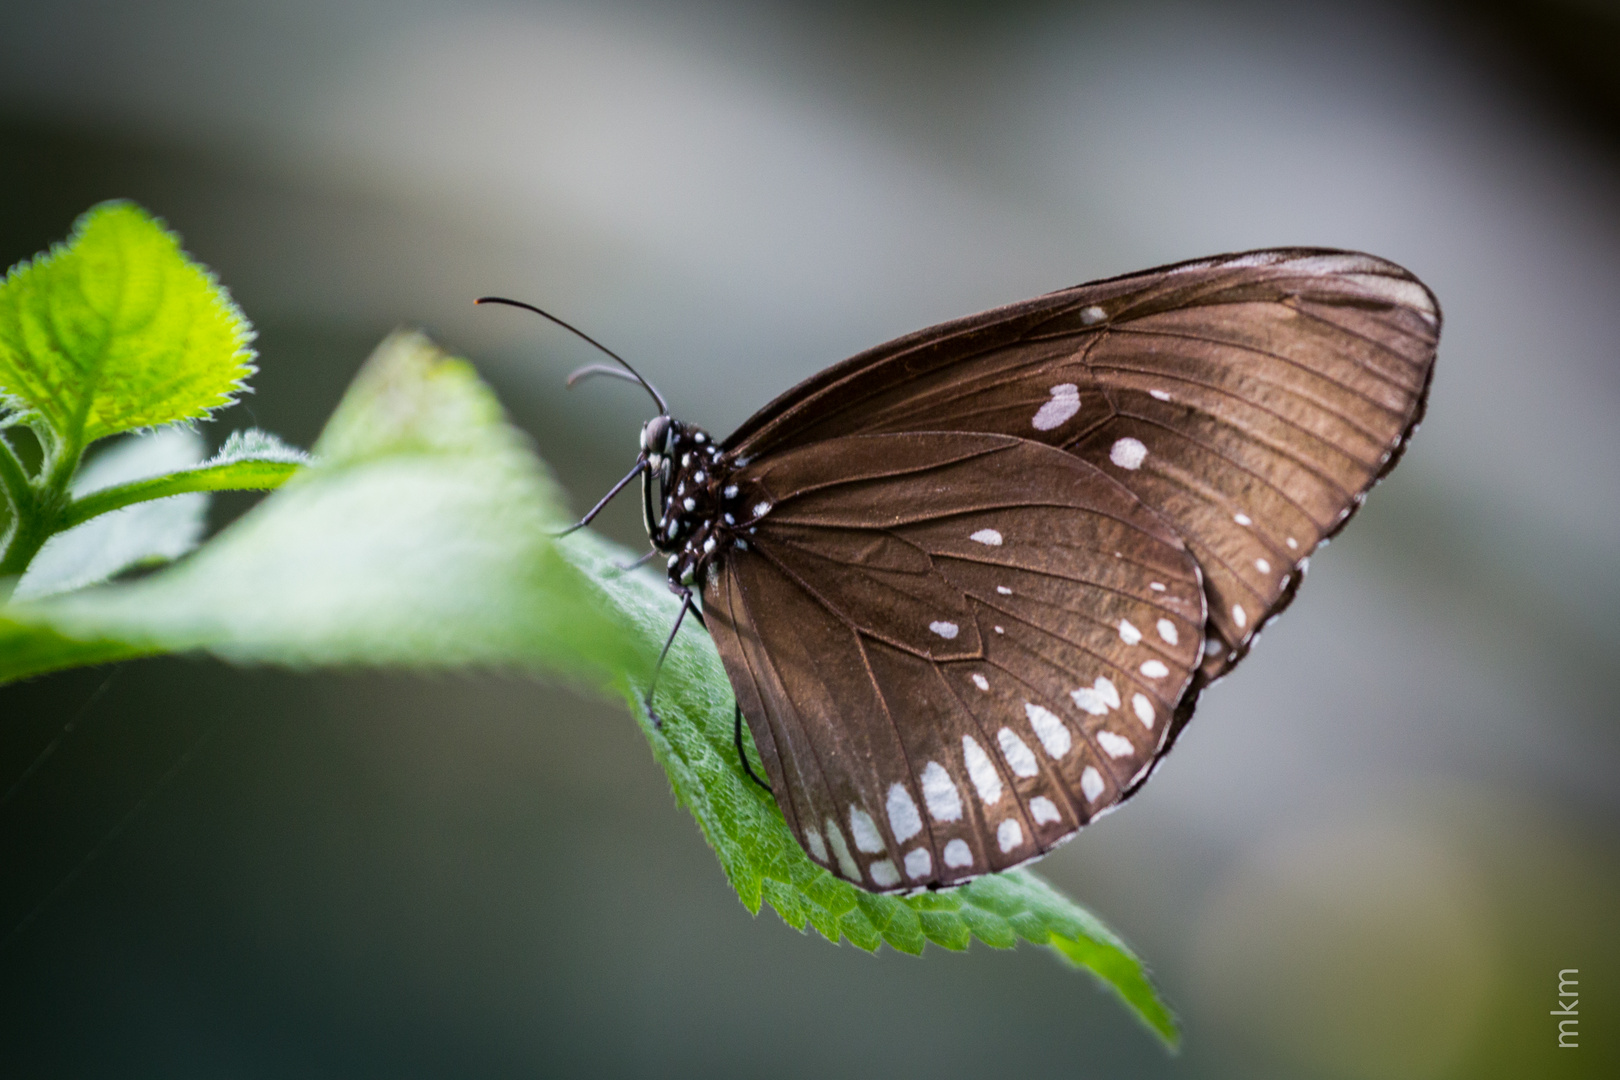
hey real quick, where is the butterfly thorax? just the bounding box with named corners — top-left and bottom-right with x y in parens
top-left (641, 417), bottom-right (764, 594)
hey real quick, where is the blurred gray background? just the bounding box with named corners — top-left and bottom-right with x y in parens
top-left (1, 1), bottom-right (1616, 1077)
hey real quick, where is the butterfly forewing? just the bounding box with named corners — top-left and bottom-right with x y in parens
top-left (703, 434), bottom-right (1204, 891)
top-left (724, 250), bottom-right (1438, 690)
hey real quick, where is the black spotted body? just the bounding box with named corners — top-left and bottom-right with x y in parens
top-left (643, 419), bottom-right (759, 595)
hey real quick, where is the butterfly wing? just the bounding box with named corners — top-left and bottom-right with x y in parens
top-left (725, 250), bottom-right (1439, 702)
top-left (703, 432), bottom-right (1205, 891)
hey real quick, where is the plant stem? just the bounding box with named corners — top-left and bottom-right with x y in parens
top-left (0, 433), bottom-right (37, 580)
top-left (0, 431), bottom-right (31, 516)
top-left (0, 429), bottom-right (74, 582)
top-left (60, 457), bottom-right (301, 531)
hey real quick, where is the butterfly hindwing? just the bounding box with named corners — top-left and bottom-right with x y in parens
top-left (703, 433), bottom-right (1204, 891)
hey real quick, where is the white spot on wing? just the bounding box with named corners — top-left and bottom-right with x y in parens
top-left (1081, 766), bottom-right (1106, 803)
top-left (804, 828), bottom-right (827, 863)
top-left (943, 838), bottom-right (973, 868)
top-left (904, 847), bottom-right (932, 880)
top-left (1140, 660), bottom-right (1170, 679)
top-left (1255, 558), bottom-right (1270, 573)
top-left (1148, 389), bottom-right (1172, 401)
top-left (1232, 604), bottom-right (1248, 628)
top-left (1097, 731), bottom-right (1135, 758)
top-left (1032, 384), bottom-right (1082, 431)
top-left (997, 819), bottom-right (1024, 852)
top-left (1156, 619), bottom-right (1178, 645)
top-left (868, 859), bottom-right (901, 888)
top-left (997, 727), bottom-right (1039, 778)
top-left (962, 736), bottom-right (1004, 805)
top-left (824, 817), bottom-right (861, 881)
top-left (1150, 581), bottom-right (1166, 592)
top-left (921, 761), bottom-right (964, 822)
top-left (753, 501), bottom-right (771, 517)
top-left (886, 784), bottom-right (922, 843)
top-left (1286, 536), bottom-right (1299, 550)
top-left (1030, 796), bottom-right (1062, 825)
top-left (1234, 512), bottom-right (1252, 526)
top-left (1024, 702), bottom-right (1073, 758)
top-left (1132, 693), bottom-right (1156, 729)
top-left (1109, 437), bottom-right (1147, 470)
top-left (930, 621), bottom-right (959, 639)
top-left (1079, 305), bottom-right (1106, 325)
top-left (995, 585), bottom-right (1012, 595)
top-left (849, 807), bottom-right (885, 854)
top-left (970, 528), bottom-right (1003, 546)
top-left (1070, 676), bottom-right (1120, 716)
top-left (1118, 619), bottom-right (1142, 645)
top-left (970, 673), bottom-right (990, 691)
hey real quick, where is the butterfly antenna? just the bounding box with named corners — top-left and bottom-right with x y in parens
top-left (475, 296), bottom-right (669, 414)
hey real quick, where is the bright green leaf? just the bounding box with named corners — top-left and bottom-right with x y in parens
top-left (0, 201), bottom-right (254, 450)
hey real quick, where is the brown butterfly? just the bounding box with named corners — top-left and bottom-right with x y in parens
top-left (486, 248), bottom-right (1439, 893)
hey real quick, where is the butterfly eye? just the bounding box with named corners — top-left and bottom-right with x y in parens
top-left (640, 415), bottom-right (672, 455)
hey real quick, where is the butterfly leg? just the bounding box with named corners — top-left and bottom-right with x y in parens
top-left (643, 588), bottom-right (697, 728)
top-left (733, 703), bottom-right (772, 794)
top-left (607, 548), bottom-right (660, 575)
top-left (554, 456), bottom-right (646, 538)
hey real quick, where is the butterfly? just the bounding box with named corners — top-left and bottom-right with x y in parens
top-left (485, 248), bottom-right (1439, 893)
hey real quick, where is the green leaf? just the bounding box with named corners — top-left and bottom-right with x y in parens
top-left (0, 331), bottom-right (1177, 1047)
top-left (0, 201), bottom-right (254, 450)
top-left (13, 427), bottom-right (209, 600)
